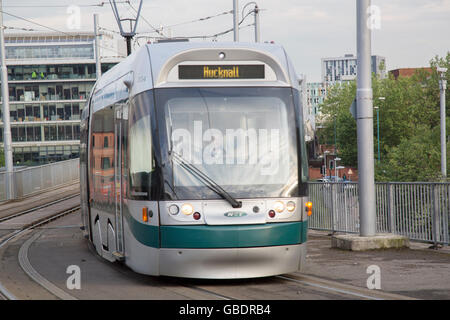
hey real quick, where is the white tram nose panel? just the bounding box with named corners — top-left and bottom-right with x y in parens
top-left (158, 243), bottom-right (306, 279)
top-left (203, 200), bottom-right (266, 225)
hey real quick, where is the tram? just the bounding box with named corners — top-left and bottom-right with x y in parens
top-left (80, 42), bottom-right (311, 279)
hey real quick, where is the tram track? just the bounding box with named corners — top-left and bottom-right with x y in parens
top-left (174, 272), bottom-right (417, 300)
top-left (0, 194), bottom-right (417, 301)
top-left (83, 239), bottom-right (236, 300)
top-left (0, 196), bottom-right (81, 300)
top-left (275, 273), bottom-right (416, 300)
top-left (0, 194), bottom-right (79, 224)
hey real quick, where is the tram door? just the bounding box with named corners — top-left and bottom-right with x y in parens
top-left (114, 103), bottom-right (126, 257)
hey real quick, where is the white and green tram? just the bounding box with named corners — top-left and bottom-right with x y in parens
top-left (80, 41), bottom-right (310, 279)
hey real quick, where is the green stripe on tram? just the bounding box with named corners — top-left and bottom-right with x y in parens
top-left (124, 210), bottom-right (160, 248)
top-left (160, 221), bottom-right (308, 249)
top-left (126, 209), bottom-right (308, 248)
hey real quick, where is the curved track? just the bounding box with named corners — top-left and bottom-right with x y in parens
top-left (0, 195), bottom-right (415, 301)
top-left (0, 196), bottom-right (80, 300)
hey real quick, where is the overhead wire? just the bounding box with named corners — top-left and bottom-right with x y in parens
top-left (126, 1), bottom-right (165, 37)
top-left (135, 7), bottom-right (256, 42)
top-left (2, 1), bottom-right (131, 8)
top-left (0, 9), bottom-right (126, 57)
top-left (163, 10), bottom-right (233, 29)
top-left (1, 2), bottom-right (260, 56)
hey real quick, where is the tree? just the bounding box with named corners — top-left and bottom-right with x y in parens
top-left (0, 149), bottom-right (4, 167)
top-left (317, 81), bottom-right (357, 166)
top-left (317, 52), bottom-right (450, 181)
top-left (375, 125), bottom-right (449, 182)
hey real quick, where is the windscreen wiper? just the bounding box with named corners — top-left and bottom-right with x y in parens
top-left (171, 151), bottom-right (242, 209)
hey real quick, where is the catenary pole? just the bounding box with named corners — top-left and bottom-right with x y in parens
top-left (94, 14), bottom-right (102, 79)
top-left (356, 0), bottom-right (376, 236)
top-left (254, 5), bottom-right (260, 42)
top-left (233, 0), bottom-right (239, 41)
top-left (109, 0), bottom-right (142, 56)
top-left (0, 0), bottom-right (14, 200)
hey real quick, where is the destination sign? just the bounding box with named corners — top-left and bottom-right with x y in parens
top-left (178, 64), bottom-right (265, 80)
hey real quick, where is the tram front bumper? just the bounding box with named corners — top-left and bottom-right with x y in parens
top-left (158, 243), bottom-right (307, 279)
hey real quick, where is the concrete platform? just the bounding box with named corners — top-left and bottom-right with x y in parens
top-left (332, 233), bottom-right (410, 251)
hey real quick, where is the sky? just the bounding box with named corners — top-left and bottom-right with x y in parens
top-left (2, 0), bottom-right (450, 82)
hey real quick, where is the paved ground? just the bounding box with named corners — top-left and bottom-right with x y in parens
top-left (21, 213), bottom-right (354, 300)
top-left (1, 208), bottom-right (449, 300)
top-left (304, 230), bottom-right (450, 299)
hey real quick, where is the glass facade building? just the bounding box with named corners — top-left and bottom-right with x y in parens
top-left (321, 54), bottom-right (386, 84)
top-left (306, 82), bottom-right (329, 118)
top-left (0, 32), bottom-right (125, 165)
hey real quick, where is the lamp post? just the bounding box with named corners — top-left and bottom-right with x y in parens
top-left (438, 67), bottom-right (447, 179)
top-left (0, 0), bottom-right (14, 200)
top-left (334, 157), bottom-right (341, 179)
top-left (323, 150), bottom-right (330, 179)
top-left (241, 2), bottom-right (261, 43)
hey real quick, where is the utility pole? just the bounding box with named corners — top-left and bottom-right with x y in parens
top-left (233, 0), bottom-right (239, 42)
top-left (356, 0), bottom-right (376, 236)
top-left (94, 14), bottom-right (102, 79)
top-left (0, 0), bottom-right (14, 200)
top-left (438, 67), bottom-right (447, 178)
top-left (254, 4), bottom-right (260, 42)
top-left (109, 0), bottom-right (143, 56)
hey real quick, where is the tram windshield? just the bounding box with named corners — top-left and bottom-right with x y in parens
top-left (155, 87), bottom-right (304, 200)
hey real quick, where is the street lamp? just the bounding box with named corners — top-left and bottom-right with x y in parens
top-left (374, 97), bottom-right (385, 162)
top-left (334, 157), bottom-right (341, 179)
top-left (323, 150), bottom-right (330, 179)
top-left (336, 166), bottom-right (345, 180)
top-left (241, 2), bottom-right (261, 43)
top-left (438, 67), bottom-right (447, 178)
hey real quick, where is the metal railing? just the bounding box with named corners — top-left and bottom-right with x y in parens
top-left (0, 158), bottom-right (79, 202)
top-left (308, 182), bottom-right (450, 246)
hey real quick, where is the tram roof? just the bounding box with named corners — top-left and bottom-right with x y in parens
top-left (91, 42), bottom-right (300, 112)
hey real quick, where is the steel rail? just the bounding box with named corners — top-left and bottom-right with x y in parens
top-left (276, 274), bottom-right (416, 300)
top-left (0, 193), bottom-right (80, 224)
top-left (18, 231), bottom-right (78, 300)
top-left (0, 198), bottom-right (80, 300)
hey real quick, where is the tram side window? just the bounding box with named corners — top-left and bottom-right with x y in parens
top-left (293, 89), bottom-right (309, 184)
top-left (90, 106), bottom-right (115, 206)
top-left (128, 101), bottom-right (153, 199)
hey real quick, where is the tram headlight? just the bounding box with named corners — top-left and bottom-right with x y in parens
top-left (181, 203), bottom-right (194, 215)
top-left (168, 204), bottom-right (179, 215)
top-left (286, 201), bottom-right (296, 212)
top-left (274, 201), bottom-right (285, 213)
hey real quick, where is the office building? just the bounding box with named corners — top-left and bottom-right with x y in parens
top-left (307, 82), bottom-right (329, 120)
top-left (0, 31), bottom-right (125, 164)
top-left (322, 54), bottom-right (387, 84)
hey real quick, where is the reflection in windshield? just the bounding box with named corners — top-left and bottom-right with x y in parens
top-left (168, 96), bottom-right (290, 187)
top-left (156, 87), bottom-right (301, 199)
